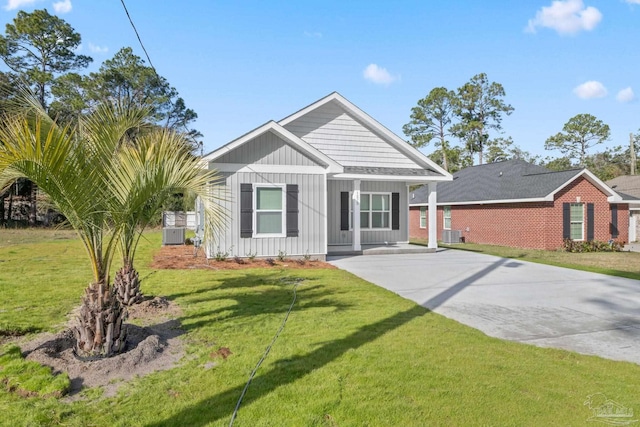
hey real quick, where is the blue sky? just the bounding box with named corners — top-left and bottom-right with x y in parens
top-left (1, 0), bottom-right (639, 161)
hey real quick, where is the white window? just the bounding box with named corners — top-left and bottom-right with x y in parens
top-left (419, 207), bottom-right (427, 228)
top-left (570, 203), bottom-right (584, 240)
top-left (443, 206), bottom-right (451, 230)
top-left (351, 193), bottom-right (391, 230)
top-left (254, 185), bottom-right (285, 237)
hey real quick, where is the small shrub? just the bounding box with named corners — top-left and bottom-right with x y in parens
top-left (245, 251), bottom-right (257, 261)
top-left (184, 237), bottom-right (194, 245)
top-left (562, 239), bottom-right (623, 253)
top-left (277, 250), bottom-right (287, 262)
top-left (265, 257), bottom-right (276, 266)
top-left (303, 250), bottom-right (312, 261)
top-left (233, 256), bottom-right (245, 265)
top-left (214, 246), bottom-right (233, 262)
top-left (296, 259), bottom-right (306, 266)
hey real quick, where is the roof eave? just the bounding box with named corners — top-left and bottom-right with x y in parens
top-left (332, 173), bottom-right (453, 183)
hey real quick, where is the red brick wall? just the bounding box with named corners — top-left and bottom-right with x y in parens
top-left (409, 176), bottom-right (629, 250)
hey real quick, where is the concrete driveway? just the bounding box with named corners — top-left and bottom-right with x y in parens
top-left (329, 249), bottom-right (640, 365)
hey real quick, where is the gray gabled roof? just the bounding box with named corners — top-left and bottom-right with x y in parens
top-left (606, 175), bottom-right (640, 199)
top-left (411, 159), bottom-right (592, 205)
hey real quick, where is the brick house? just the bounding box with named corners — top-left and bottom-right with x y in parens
top-left (606, 175), bottom-right (640, 242)
top-left (409, 160), bottom-right (630, 250)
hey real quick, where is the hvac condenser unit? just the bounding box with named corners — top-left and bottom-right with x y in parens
top-left (441, 230), bottom-right (462, 244)
top-left (162, 227), bottom-right (186, 245)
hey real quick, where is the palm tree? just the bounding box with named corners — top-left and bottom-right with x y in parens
top-left (0, 95), bottom-right (222, 358)
top-left (108, 126), bottom-right (223, 306)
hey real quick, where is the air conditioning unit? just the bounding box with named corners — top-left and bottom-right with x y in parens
top-left (162, 227), bottom-right (186, 245)
top-left (442, 229), bottom-right (462, 244)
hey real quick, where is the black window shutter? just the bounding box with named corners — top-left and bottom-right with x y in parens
top-left (286, 184), bottom-right (299, 237)
top-left (240, 184), bottom-right (253, 238)
top-left (610, 204), bottom-right (619, 238)
top-left (587, 203), bottom-right (595, 241)
top-left (562, 203), bottom-right (570, 239)
top-left (391, 192), bottom-right (400, 230)
top-left (340, 192), bottom-right (349, 231)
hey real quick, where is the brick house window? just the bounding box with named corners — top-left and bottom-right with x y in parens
top-left (570, 203), bottom-right (584, 240)
top-left (419, 207), bottom-right (426, 228)
top-left (443, 206), bottom-right (451, 230)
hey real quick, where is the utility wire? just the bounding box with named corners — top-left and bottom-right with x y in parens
top-left (119, 0), bottom-right (156, 73)
top-left (229, 280), bottom-right (302, 426)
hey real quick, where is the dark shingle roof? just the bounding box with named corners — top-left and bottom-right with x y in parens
top-left (342, 166), bottom-right (441, 177)
top-left (411, 159), bottom-right (583, 204)
top-left (606, 175), bottom-right (640, 199)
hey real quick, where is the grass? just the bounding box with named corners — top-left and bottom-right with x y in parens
top-left (412, 238), bottom-right (640, 281)
top-left (1, 232), bottom-right (640, 425)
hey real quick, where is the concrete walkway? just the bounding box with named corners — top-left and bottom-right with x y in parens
top-left (329, 249), bottom-right (640, 365)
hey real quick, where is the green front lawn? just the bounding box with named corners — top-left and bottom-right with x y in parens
top-left (1, 232), bottom-right (640, 425)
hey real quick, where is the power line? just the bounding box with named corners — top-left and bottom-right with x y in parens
top-left (119, 0), bottom-right (156, 73)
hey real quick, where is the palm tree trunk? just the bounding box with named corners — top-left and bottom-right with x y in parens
top-left (114, 260), bottom-right (143, 306)
top-left (74, 281), bottom-right (128, 358)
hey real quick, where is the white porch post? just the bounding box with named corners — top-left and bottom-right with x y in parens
top-left (428, 182), bottom-right (438, 249)
top-left (353, 179), bottom-right (361, 251)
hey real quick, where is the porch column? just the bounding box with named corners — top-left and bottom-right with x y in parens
top-left (428, 182), bottom-right (438, 249)
top-left (352, 179), bottom-right (361, 251)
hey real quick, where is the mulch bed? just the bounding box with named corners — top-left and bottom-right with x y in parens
top-left (151, 245), bottom-right (336, 270)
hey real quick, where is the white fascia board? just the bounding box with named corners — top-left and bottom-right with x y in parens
top-left (202, 121), bottom-right (343, 174)
top-left (278, 92), bottom-right (452, 180)
top-left (409, 197), bottom-right (550, 207)
top-left (548, 169), bottom-right (622, 202)
top-left (332, 173), bottom-right (452, 183)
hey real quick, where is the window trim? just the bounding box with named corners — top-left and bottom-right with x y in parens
top-left (443, 205), bottom-right (451, 230)
top-left (253, 184), bottom-right (286, 238)
top-left (419, 206), bottom-right (427, 229)
top-left (349, 191), bottom-right (392, 231)
top-left (570, 202), bottom-right (584, 241)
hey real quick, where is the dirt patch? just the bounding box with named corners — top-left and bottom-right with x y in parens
top-left (151, 245), bottom-right (336, 270)
top-left (18, 296), bottom-right (184, 400)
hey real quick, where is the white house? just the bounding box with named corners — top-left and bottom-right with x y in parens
top-left (202, 92), bottom-right (452, 259)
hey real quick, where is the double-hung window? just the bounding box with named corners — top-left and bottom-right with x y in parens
top-left (352, 193), bottom-right (391, 230)
top-left (419, 207), bottom-right (427, 228)
top-left (443, 206), bottom-right (451, 230)
top-left (255, 185), bottom-right (285, 236)
top-left (570, 203), bottom-right (584, 240)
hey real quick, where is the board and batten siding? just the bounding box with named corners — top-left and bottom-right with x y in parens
top-left (327, 180), bottom-right (408, 246)
top-left (209, 172), bottom-right (326, 258)
top-left (214, 130), bottom-right (318, 166)
top-left (283, 102), bottom-right (417, 168)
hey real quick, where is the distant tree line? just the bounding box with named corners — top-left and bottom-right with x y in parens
top-left (404, 73), bottom-right (636, 182)
top-left (0, 9), bottom-right (201, 226)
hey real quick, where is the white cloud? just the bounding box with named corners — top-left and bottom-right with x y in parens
top-left (4, 0), bottom-right (39, 10)
top-left (625, 0), bottom-right (640, 4)
top-left (616, 87), bottom-right (635, 103)
top-left (573, 80), bottom-right (608, 99)
top-left (303, 31), bottom-right (322, 39)
top-left (53, 0), bottom-right (71, 13)
top-left (363, 64), bottom-right (399, 85)
top-left (526, 0), bottom-right (602, 35)
top-left (88, 43), bottom-right (108, 54)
